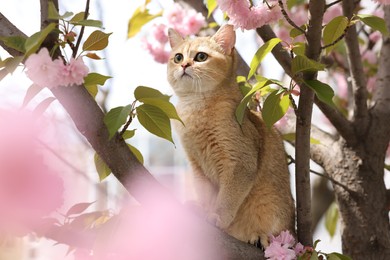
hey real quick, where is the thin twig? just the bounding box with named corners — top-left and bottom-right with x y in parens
top-left (73, 0), bottom-right (90, 58)
top-left (119, 100), bottom-right (137, 137)
top-left (325, 0), bottom-right (342, 10)
top-left (288, 155), bottom-right (356, 194)
top-left (278, 0), bottom-right (306, 35)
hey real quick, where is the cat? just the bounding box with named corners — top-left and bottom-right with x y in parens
top-left (167, 24), bottom-right (295, 247)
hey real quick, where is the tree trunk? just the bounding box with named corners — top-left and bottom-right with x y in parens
top-left (325, 138), bottom-right (390, 259)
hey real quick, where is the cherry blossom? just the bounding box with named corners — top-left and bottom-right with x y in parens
top-left (265, 230), bottom-right (305, 260)
top-left (217, 0), bottom-right (281, 30)
top-left (25, 48), bottom-right (89, 88)
top-left (143, 3), bottom-right (205, 63)
top-left (25, 48), bottom-right (62, 88)
top-left (372, 0), bottom-right (390, 5)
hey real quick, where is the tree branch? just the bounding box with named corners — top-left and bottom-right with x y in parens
top-left (371, 5), bottom-right (390, 145)
top-left (294, 0), bottom-right (325, 246)
top-left (256, 25), bottom-right (292, 75)
top-left (342, 0), bottom-right (369, 137)
top-left (0, 12), bottom-right (27, 57)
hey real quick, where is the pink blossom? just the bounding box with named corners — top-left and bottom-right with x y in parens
top-left (181, 9), bottom-right (206, 35)
top-left (333, 72), bottom-right (348, 99)
top-left (25, 48), bottom-right (89, 88)
top-left (0, 110), bottom-right (64, 236)
top-left (142, 38), bottom-right (170, 64)
top-left (164, 3), bottom-right (185, 26)
top-left (362, 50), bottom-right (377, 64)
top-left (264, 241), bottom-right (296, 260)
top-left (151, 23), bottom-right (168, 44)
top-left (59, 57), bottom-right (89, 87)
top-left (270, 230), bottom-right (296, 248)
top-left (367, 76), bottom-right (377, 92)
top-left (294, 242), bottom-right (305, 255)
top-left (323, 5), bottom-right (343, 24)
top-left (369, 31), bottom-right (382, 43)
top-left (217, 0), bottom-right (281, 30)
top-left (25, 48), bottom-right (62, 88)
top-left (372, 0), bottom-right (390, 5)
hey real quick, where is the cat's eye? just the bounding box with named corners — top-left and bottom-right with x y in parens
top-left (194, 52), bottom-right (208, 62)
top-left (174, 53), bottom-right (183, 63)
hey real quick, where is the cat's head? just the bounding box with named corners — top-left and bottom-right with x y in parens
top-left (167, 25), bottom-right (236, 97)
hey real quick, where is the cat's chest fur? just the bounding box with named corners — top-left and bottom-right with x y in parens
top-left (174, 95), bottom-right (241, 182)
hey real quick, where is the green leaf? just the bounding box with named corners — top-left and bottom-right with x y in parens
top-left (323, 16), bottom-right (349, 55)
top-left (134, 85), bottom-right (170, 101)
top-left (0, 35), bottom-right (27, 53)
top-left (248, 38), bottom-right (282, 79)
top-left (292, 42), bottom-right (306, 56)
top-left (127, 144), bottom-right (144, 164)
top-left (136, 104), bottom-right (173, 143)
top-left (122, 129), bottom-right (136, 139)
top-left (22, 83), bottom-right (44, 107)
top-left (304, 79), bottom-right (335, 107)
top-left (139, 97), bottom-right (183, 124)
top-left (206, 0), bottom-right (217, 18)
top-left (94, 153), bottom-right (111, 181)
top-left (103, 105), bottom-right (133, 139)
top-left (290, 25), bottom-right (306, 38)
top-left (291, 55), bottom-right (325, 75)
top-left (127, 5), bottom-right (162, 38)
top-left (325, 202), bottom-right (339, 238)
top-left (70, 12), bottom-right (86, 22)
top-left (84, 72), bottom-right (112, 86)
top-left (83, 71), bottom-right (110, 97)
top-left (357, 14), bottom-right (389, 36)
top-left (48, 1), bottom-right (73, 19)
top-left (282, 132), bottom-right (320, 144)
top-left (25, 23), bottom-right (56, 56)
top-left (85, 84), bottom-right (98, 98)
top-left (262, 91), bottom-right (290, 128)
top-left (82, 30), bottom-right (112, 51)
top-left (33, 97), bottom-right (56, 116)
top-left (327, 253), bottom-right (352, 260)
top-left (235, 79), bottom-right (273, 124)
top-left (66, 201), bottom-right (95, 217)
top-left (71, 19), bottom-right (103, 29)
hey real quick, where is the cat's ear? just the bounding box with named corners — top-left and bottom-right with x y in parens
top-left (168, 28), bottom-right (184, 49)
top-left (211, 24), bottom-right (236, 55)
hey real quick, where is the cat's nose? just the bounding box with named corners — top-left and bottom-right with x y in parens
top-left (181, 63), bottom-right (191, 70)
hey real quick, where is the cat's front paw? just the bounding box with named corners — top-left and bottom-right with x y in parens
top-left (207, 211), bottom-right (234, 229)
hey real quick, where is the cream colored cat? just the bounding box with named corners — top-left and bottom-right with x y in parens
top-left (167, 24), bottom-right (295, 247)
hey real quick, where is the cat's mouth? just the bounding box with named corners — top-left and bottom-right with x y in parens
top-left (180, 71), bottom-right (192, 79)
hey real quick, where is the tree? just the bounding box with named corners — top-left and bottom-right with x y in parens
top-left (0, 0), bottom-right (389, 259)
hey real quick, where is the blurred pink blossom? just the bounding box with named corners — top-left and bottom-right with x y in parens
top-left (144, 3), bottom-right (205, 64)
top-left (72, 186), bottom-right (219, 260)
top-left (0, 110), bottom-right (64, 236)
top-left (369, 31), bottom-right (382, 42)
top-left (217, 0), bottom-right (281, 30)
top-left (333, 72), bottom-right (348, 99)
top-left (367, 76), bottom-right (377, 92)
top-left (362, 50), bottom-right (377, 64)
top-left (323, 5), bottom-right (343, 24)
top-left (25, 48), bottom-right (89, 88)
top-left (372, 0), bottom-right (390, 5)
top-left (143, 38), bottom-right (170, 63)
top-left (163, 3), bottom-right (205, 35)
top-left (151, 23), bottom-right (168, 44)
